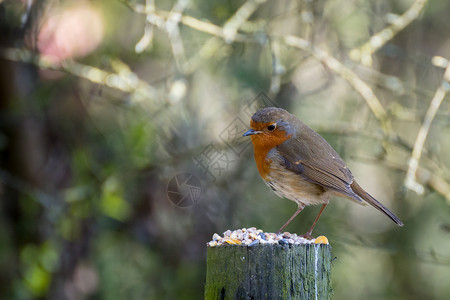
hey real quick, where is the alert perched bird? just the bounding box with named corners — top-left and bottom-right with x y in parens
top-left (243, 107), bottom-right (403, 238)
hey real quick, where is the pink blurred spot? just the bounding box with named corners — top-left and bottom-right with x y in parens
top-left (38, 3), bottom-right (104, 64)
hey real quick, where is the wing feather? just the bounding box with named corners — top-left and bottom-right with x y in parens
top-left (277, 137), bottom-right (365, 204)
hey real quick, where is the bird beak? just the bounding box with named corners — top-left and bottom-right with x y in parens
top-left (243, 129), bottom-right (261, 136)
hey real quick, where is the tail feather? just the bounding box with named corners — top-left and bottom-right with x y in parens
top-left (351, 181), bottom-right (404, 227)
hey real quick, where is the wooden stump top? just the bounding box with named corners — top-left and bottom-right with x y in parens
top-left (205, 229), bottom-right (332, 300)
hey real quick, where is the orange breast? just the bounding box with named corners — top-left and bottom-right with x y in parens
top-left (254, 146), bottom-right (272, 180)
top-left (250, 131), bottom-right (291, 180)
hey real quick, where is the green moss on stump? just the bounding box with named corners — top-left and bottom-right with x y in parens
top-left (205, 243), bottom-right (332, 300)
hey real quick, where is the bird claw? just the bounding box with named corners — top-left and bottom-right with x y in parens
top-left (300, 234), bottom-right (314, 240)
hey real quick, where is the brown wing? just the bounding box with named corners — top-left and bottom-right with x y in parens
top-left (276, 123), bottom-right (365, 204)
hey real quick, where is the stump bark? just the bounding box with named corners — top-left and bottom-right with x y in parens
top-left (205, 243), bottom-right (332, 300)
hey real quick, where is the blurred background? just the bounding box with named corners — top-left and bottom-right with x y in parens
top-left (1, 0), bottom-right (450, 299)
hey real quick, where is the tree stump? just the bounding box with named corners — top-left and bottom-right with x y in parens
top-left (205, 243), bottom-right (332, 300)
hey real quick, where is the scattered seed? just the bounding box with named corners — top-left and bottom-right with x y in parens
top-left (207, 228), bottom-right (319, 247)
top-left (258, 232), bottom-right (266, 240)
top-left (278, 239), bottom-right (289, 245)
top-left (248, 240), bottom-right (260, 247)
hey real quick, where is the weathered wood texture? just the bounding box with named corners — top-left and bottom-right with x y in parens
top-left (205, 244), bottom-right (332, 300)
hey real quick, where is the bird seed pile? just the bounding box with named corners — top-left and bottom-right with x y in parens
top-left (207, 227), bottom-right (328, 247)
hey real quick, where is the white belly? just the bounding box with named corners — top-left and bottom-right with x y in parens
top-left (264, 164), bottom-right (331, 206)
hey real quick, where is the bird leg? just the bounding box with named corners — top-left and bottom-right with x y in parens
top-left (302, 202), bottom-right (328, 239)
top-left (276, 203), bottom-right (305, 235)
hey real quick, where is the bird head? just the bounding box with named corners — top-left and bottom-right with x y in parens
top-left (243, 107), bottom-right (294, 149)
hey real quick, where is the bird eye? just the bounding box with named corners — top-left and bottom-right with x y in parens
top-left (267, 124), bottom-right (276, 131)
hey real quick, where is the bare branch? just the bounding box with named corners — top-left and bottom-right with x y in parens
top-left (404, 57), bottom-right (450, 195)
top-left (223, 0), bottom-right (267, 43)
top-left (123, 3), bottom-right (247, 41)
top-left (283, 35), bottom-right (391, 134)
top-left (269, 38), bottom-right (285, 94)
top-left (0, 47), bottom-right (159, 102)
top-left (165, 0), bottom-right (189, 72)
top-left (182, 37), bottom-right (225, 74)
top-left (350, 0), bottom-right (428, 66)
top-left (358, 155), bottom-right (450, 203)
top-left (135, 0), bottom-right (155, 53)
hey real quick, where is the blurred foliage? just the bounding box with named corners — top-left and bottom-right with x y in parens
top-left (1, 0), bottom-right (450, 299)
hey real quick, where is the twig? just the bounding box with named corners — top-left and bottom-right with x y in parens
top-left (416, 168), bottom-right (450, 203)
top-left (357, 155), bottom-right (450, 203)
top-left (0, 47), bottom-right (159, 102)
top-left (283, 35), bottom-right (391, 134)
top-left (182, 37), bottom-right (225, 74)
top-left (269, 38), bottom-right (284, 94)
top-left (135, 0), bottom-right (155, 53)
top-left (349, 0), bottom-right (428, 66)
top-left (181, 14), bottom-right (233, 39)
top-left (165, 0), bottom-right (189, 72)
top-left (223, 0), bottom-right (268, 43)
top-left (404, 57), bottom-right (450, 194)
top-left (122, 1), bottom-right (249, 74)
top-left (123, 3), bottom-right (247, 41)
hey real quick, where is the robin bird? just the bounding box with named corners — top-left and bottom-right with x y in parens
top-left (243, 107), bottom-right (403, 238)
